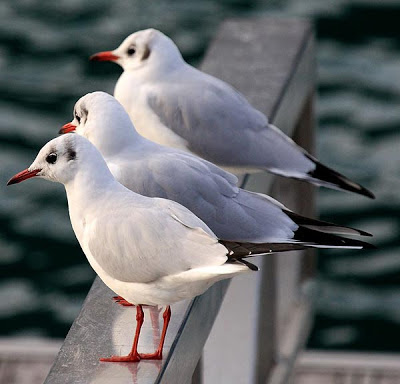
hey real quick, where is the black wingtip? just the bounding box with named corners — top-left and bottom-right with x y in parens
top-left (306, 156), bottom-right (375, 199)
top-left (355, 184), bottom-right (375, 200)
top-left (219, 239), bottom-right (307, 258)
top-left (355, 228), bottom-right (373, 237)
top-left (293, 226), bottom-right (375, 249)
top-left (284, 210), bottom-right (373, 237)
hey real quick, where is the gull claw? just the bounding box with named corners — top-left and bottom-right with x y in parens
top-left (112, 296), bottom-right (134, 306)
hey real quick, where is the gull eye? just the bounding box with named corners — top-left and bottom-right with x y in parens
top-left (75, 113), bottom-right (81, 124)
top-left (46, 152), bottom-right (57, 164)
top-left (127, 47), bottom-right (136, 56)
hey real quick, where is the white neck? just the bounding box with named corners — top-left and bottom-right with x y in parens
top-left (64, 144), bottom-right (120, 214)
top-left (88, 105), bottom-right (148, 158)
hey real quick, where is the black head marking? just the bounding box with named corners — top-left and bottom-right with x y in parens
top-left (76, 105), bottom-right (88, 124)
top-left (142, 45), bottom-right (151, 61)
top-left (82, 106), bottom-right (88, 119)
top-left (66, 142), bottom-right (77, 161)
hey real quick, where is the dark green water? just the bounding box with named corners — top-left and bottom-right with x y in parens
top-left (0, 0), bottom-right (399, 351)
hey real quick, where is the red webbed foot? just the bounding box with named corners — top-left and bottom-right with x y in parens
top-left (112, 296), bottom-right (134, 306)
top-left (101, 305), bottom-right (144, 363)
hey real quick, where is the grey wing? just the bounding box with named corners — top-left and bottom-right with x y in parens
top-left (146, 72), bottom-right (315, 175)
top-left (117, 149), bottom-right (240, 225)
top-left (86, 203), bottom-right (227, 284)
top-left (116, 150), bottom-right (300, 243)
top-left (147, 73), bottom-right (375, 199)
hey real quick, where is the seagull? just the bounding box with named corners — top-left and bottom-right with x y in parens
top-left (60, 91), bottom-right (372, 247)
top-left (89, 29), bottom-right (374, 199)
top-left (7, 134), bottom-right (373, 362)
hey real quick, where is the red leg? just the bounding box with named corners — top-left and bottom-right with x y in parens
top-left (100, 305), bottom-right (144, 362)
top-left (113, 296), bottom-right (134, 307)
top-left (140, 306), bottom-right (171, 360)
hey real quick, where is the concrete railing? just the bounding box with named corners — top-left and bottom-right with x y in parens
top-left (44, 17), bottom-right (316, 384)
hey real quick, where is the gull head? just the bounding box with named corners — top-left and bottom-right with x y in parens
top-left (7, 134), bottom-right (101, 186)
top-left (59, 92), bottom-right (138, 157)
top-left (90, 29), bottom-right (184, 72)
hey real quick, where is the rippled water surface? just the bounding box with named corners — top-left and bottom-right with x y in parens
top-left (0, 0), bottom-right (399, 350)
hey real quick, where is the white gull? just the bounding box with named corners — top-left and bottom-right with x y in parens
top-left (7, 134), bottom-right (373, 362)
top-left (90, 29), bottom-right (374, 199)
top-left (60, 91), bottom-right (373, 248)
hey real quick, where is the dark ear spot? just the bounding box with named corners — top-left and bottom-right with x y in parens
top-left (66, 143), bottom-right (77, 161)
top-left (82, 106), bottom-right (88, 118)
top-left (142, 45), bottom-right (151, 61)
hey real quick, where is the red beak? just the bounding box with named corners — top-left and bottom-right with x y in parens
top-left (59, 122), bottom-right (76, 134)
top-left (89, 51), bottom-right (119, 62)
top-left (7, 169), bottom-right (41, 186)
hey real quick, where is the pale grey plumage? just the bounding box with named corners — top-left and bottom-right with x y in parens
top-left (68, 92), bottom-right (372, 247)
top-left (10, 133), bottom-right (252, 307)
top-left (109, 147), bottom-right (297, 243)
top-left (144, 70), bottom-right (315, 177)
top-left (91, 29), bottom-right (374, 198)
top-left (86, 195), bottom-right (226, 284)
